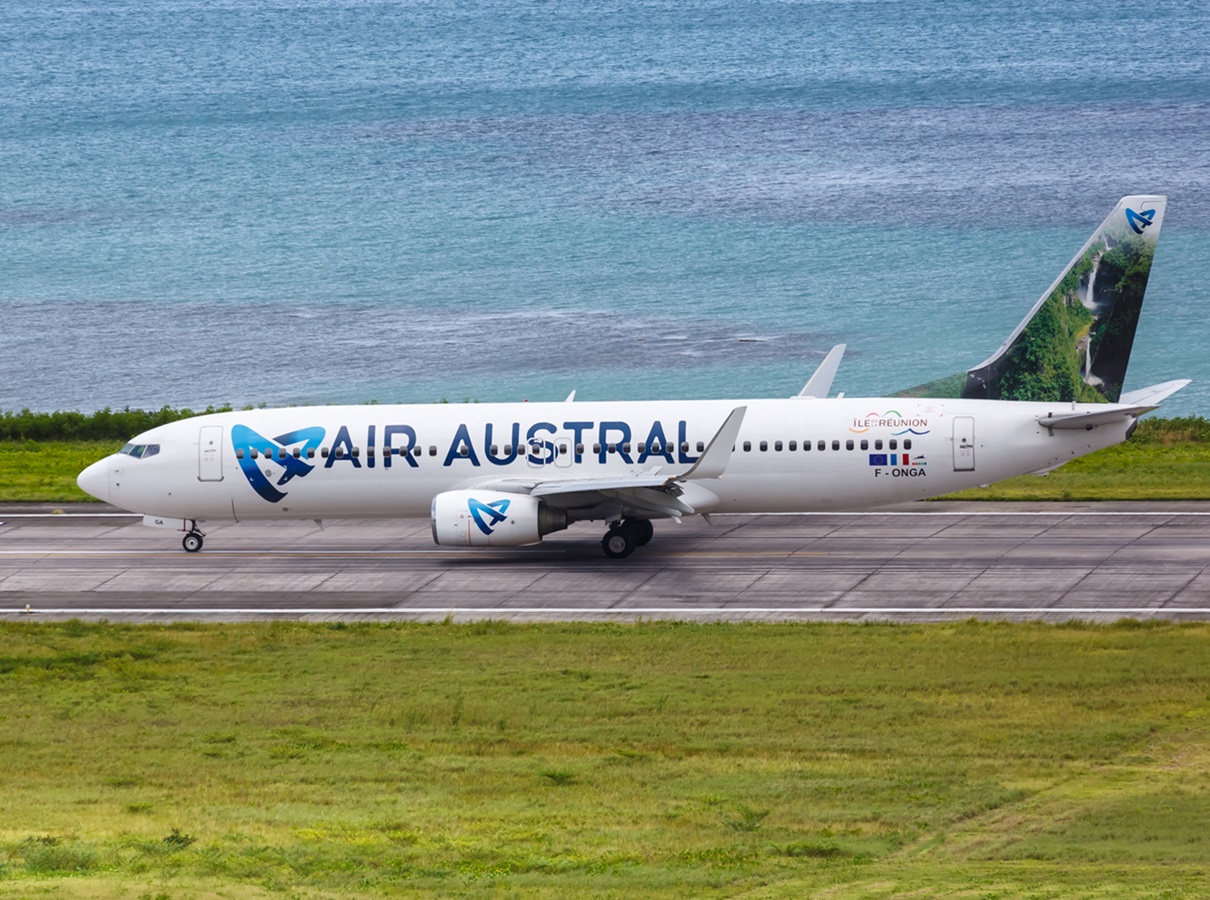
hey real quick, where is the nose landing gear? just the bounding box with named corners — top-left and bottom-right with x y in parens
top-left (601, 518), bottom-right (654, 559)
top-left (182, 522), bottom-right (205, 553)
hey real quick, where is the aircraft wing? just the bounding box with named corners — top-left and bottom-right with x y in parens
top-left (471, 406), bottom-right (747, 519)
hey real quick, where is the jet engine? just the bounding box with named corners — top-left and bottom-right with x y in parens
top-left (431, 490), bottom-right (569, 547)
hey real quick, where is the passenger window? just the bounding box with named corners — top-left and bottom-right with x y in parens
top-left (429, 446), bottom-right (437, 456)
top-left (860, 440), bottom-right (868, 451)
top-left (681, 442), bottom-right (689, 453)
top-left (622, 442), bottom-right (631, 454)
top-left (904, 438), bottom-right (913, 450)
top-left (743, 441), bottom-right (752, 452)
top-left (293, 447), bottom-right (302, 458)
top-left (759, 441), bottom-right (768, 452)
top-left (788, 440), bottom-right (797, 451)
top-left (490, 444), bottom-right (499, 455)
top-left (638, 442), bottom-right (647, 454)
top-left (504, 444), bottom-right (513, 455)
top-left (845, 440), bottom-right (854, 451)
top-left (307, 448), bottom-right (316, 459)
top-left (831, 440), bottom-right (840, 451)
top-left (875, 439), bottom-right (883, 450)
top-left (803, 441), bottom-right (811, 452)
top-left (458, 445), bottom-right (468, 457)
top-left (251, 448), bottom-right (260, 460)
top-left (889, 439), bottom-right (898, 450)
top-left (276, 448), bottom-right (286, 460)
top-left (608, 443), bottom-right (617, 454)
top-left (335, 447), bottom-right (345, 458)
top-left (321, 447), bottom-right (329, 458)
top-left (696, 441), bottom-right (705, 452)
top-left (576, 443), bottom-right (585, 454)
top-left (593, 443), bottom-right (601, 454)
top-left (236, 448), bottom-right (245, 460)
top-left (817, 440), bottom-right (826, 451)
top-left (774, 441), bottom-right (782, 451)
top-left (413, 447), bottom-right (421, 456)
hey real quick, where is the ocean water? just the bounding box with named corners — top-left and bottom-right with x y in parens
top-left (2, 0), bottom-right (1209, 415)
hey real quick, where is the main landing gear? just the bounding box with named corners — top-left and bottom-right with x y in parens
top-left (601, 518), bottom-right (654, 559)
top-left (182, 522), bottom-right (205, 553)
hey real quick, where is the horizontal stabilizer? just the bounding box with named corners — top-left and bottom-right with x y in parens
top-left (1119, 379), bottom-right (1190, 407)
top-left (1037, 405), bottom-right (1156, 431)
top-left (796, 344), bottom-right (846, 398)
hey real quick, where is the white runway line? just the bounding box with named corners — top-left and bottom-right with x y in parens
top-left (8, 607), bottom-right (1210, 616)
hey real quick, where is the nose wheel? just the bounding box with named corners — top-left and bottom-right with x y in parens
top-left (182, 526), bottom-right (204, 553)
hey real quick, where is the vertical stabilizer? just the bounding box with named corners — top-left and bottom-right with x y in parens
top-left (897, 195), bottom-right (1166, 403)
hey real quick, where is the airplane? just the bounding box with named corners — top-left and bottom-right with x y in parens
top-left (77, 195), bottom-right (1188, 559)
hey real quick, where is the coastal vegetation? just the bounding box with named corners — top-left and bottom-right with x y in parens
top-left (0, 407), bottom-right (1206, 503)
top-left (1, 619), bottom-right (1208, 897)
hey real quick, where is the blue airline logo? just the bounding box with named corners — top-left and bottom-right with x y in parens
top-left (468, 497), bottom-right (511, 535)
top-left (1125, 207), bottom-right (1156, 235)
top-left (231, 424), bottom-right (325, 503)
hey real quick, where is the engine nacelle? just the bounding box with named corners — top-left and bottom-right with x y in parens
top-left (431, 490), bottom-right (569, 547)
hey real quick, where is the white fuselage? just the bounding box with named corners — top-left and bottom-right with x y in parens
top-left (80, 396), bottom-right (1130, 525)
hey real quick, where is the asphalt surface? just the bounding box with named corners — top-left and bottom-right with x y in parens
top-left (3, 502), bottom-right (1210, 622)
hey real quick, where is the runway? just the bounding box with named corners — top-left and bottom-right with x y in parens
top-left (3, 502), bottom-right (1210, 622)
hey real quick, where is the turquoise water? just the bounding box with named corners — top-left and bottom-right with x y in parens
top-left (2, 0), bottom-right (1208, 414)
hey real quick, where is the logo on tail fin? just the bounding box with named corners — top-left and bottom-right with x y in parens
top-left (1125, 207), bottom-right (1156, 235)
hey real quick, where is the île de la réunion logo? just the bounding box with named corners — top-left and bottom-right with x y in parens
top-left (848, 410), bottom-right (931, 436)
top-left (232, 424), bottom-right (326, 503)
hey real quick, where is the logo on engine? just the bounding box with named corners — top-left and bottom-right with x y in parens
top-left (232, 424), bottom-right (326, 503)
top-left (468, 497), bottom-right (511, 535)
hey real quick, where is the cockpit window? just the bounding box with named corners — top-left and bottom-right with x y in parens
top-left (118, 443), bottom-right (160, 459)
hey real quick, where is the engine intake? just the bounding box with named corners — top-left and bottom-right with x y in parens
top-left (431, 490), bottom-right (569, 547)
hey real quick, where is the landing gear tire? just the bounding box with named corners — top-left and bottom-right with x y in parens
top-left (628, 518), bottom-right (654, 547)
top-left (602, 524), bottom-right (637, 559)
top-left (182, 532), bottom-right (204, 553)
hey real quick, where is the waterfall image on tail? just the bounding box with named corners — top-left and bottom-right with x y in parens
top-left (896, 195), bottom-right (1165, 403)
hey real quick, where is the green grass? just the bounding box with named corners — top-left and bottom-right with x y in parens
top-left (1, 620), bottom-right (1210, 896)
top-left (0, 440), bottom-right (121, 502)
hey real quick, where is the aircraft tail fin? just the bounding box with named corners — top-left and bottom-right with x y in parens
top-left (895, 195), bottom-right (1167, 403)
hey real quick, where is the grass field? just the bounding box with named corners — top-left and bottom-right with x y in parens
top-left (2, 620), bottom-right (1209, 897)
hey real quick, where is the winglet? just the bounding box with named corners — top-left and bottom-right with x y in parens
top-left (674, 406), bottom-right (746, 482)
top-left (796, 344), bottom-right (846, 398)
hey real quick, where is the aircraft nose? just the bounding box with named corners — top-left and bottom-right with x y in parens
top-left (77, 458), bottom-right (110, 503)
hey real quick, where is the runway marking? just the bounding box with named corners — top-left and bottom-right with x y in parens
top-left (0, 513), bottom-right (138, 518)
top-left (6, 607), bottom-right (1210, 616)
top-left (0, 549), bottom-right (834, 559)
